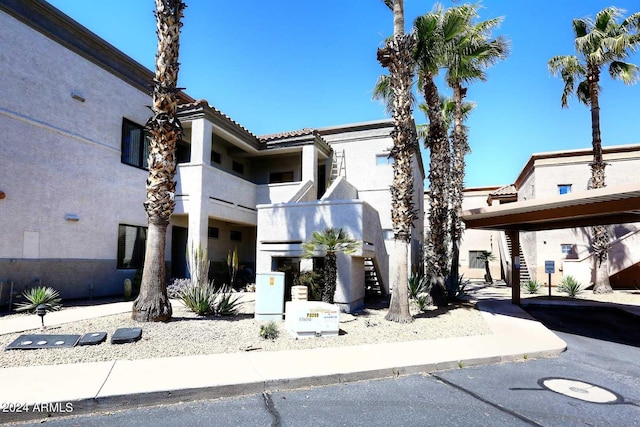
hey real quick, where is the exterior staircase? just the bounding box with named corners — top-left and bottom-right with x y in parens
top-left (364, 257), bottom-right (383, 299)
top-left (505, 234), bottom-right (531, 285)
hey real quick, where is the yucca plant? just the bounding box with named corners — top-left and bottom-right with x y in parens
top-left (178, 282), bottom-right (217, 315)
top-left (558, 275), bottom-right (584, 298)
top-left (522, 280), bottom-right (541, 294)
top-left (16, 286), bottom-right (62, 313)
top-left (214, 287), bottom-right (244, 316)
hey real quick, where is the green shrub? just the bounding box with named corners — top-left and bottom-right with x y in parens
top-left (214, 289), bottom-right (244, 316)
top-left (178, 282), bottom-right (217, 315)
top-left (16, 286), bottom-right (62, 313)
top-left (260, 321), bottom-right (279, 340)
top-left (558, 275), bottom-right (584, 298)
top-left (522, 280), bottom-right (541, 294)
top-left (177, 282), bottom-right (243, 316)
top-left (414, 293), bottom-right (431, 311)
top-left (296, 271), bottom-right (324, 301)
top-left (408, 273), bottom-right (429, 300)
top-left (448, 274), bottom-right (469, 301)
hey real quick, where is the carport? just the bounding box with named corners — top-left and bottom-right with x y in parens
top-left (460, 182), bottom-right (640, 305)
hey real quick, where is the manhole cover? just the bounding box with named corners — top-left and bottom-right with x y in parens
top-left (539, 378), bottom-right (622, 404)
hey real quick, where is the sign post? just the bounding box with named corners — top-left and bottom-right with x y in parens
top-left (545, 260), bottom-right (555, 298)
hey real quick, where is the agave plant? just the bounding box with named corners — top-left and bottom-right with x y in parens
top-left (408, 273), bottom-right (429, 301)
top-left (522, 280), bottom-right (541, 295)
top-left (16, 286), bottom-right (62, 313)
top-left (214, 286), bottom-right (244, 317)
top-left (558, 275), bottom-right (584, 298)
top-left (177, 282), bottom-right (217, 315)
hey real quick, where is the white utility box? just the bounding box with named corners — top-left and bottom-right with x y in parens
top-left (285, 301), bottom-right (340, 338)
top-left (254, 272), bottom-right (285, 321)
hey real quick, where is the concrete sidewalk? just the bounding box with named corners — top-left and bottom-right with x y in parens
top-left (0, 285), bottom-right (567, 423)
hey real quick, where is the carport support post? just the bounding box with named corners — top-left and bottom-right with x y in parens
top-left (506, 230), bottom-right (521, 305)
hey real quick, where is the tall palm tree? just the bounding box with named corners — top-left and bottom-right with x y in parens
top-left (417, 96), bottom-right (475, 288)
top-left (414, 5), bottom-right (461, 285)
top-left (548, 7), bottom-right (640, 294)
top-left (377, 0), bottom-right (417, 323)
top-left (443, 4), bottom-right (509, 295)
top-left (302, 228), bottom-right (358, 304)
top-left (132, 0), bottom-right (186, 322)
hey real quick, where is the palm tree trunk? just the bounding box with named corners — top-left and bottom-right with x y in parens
top-left (588, 67), bottom-right (612, 294)
top-left (378, 0), bottom-right (415, 323)
top-left (385, 239), bottom-right (413, 323)
top-left (423, 76), bottom-right (450, 283)
top-left (133, 222), bottom-right (172, 321)
top-left (448, 83), bottom-right (468, 293)
top-left (132, 0), bottom-right (185, 321)
top-left (323, 252), bottom-right (337, 304)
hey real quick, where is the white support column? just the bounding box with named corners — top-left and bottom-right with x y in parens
top-left (186, 118), bottom-right (212, 259)
top-left (302, 145), bottom-right (317, 185)
top-left (190, 118), bottom-right (213, 165)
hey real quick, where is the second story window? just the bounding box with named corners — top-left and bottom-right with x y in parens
top-left (121, 119), bottom-right (149, 169)
top-left (269, 171), bottom-right (294, 183)
top-left (232, 160), bottom-right (245, 175)
top-left (211, 150), bottom-right (221, 165)
top-left (376, 154), bottom-right (394, 166)
top-left (558, 184), bottom-right (572, 195)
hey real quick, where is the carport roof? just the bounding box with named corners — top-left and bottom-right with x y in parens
top-left (460, 182), bottom-right (640, 231)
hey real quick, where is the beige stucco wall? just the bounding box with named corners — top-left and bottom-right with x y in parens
top-left (0, 10), bottom-right (154, 297)
top-left (517, 148), bottom-right (640, 285)
top-left (455, 188), bottom-right (502, 281)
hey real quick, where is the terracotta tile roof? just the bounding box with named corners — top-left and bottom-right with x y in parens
top-left (489, 184), bottom-right (517, 197)
top-left (258, 128), bottom-right (318, 142)
top-left (177, 100), bottom-right (259, 139)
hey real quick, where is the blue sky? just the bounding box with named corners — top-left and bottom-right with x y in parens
top-left (46, 0), bottom-right (640, 188)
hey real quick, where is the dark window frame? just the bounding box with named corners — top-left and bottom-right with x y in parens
top-left (269, 171), bottom-right (295, 184)
top-left (208, 227), bottom-right (219, 239)
top-left (121, 118), bottom-right (149, 170)
top-left (230, 230), bottom-right (242, 241)
top-left (211, 150), bottom-right (221, 165)
top-left (117, 224), bottom-right (147, 269)
top-left (376, 153), bottom-right (394, 166)
top-left (232, 160), bottom-right (245, 174)
top-left (468, 250), bottom-right (485, 269)
top-left (558, 184), bottom-right (572, 195)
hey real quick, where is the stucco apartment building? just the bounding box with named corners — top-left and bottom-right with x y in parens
top-left (456, 145), bottom-right (640, 289)
top-left (0, 0), bottom-right (425, 312)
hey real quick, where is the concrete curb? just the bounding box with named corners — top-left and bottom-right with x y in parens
top-left (0, 299), bottom-right (568, 423)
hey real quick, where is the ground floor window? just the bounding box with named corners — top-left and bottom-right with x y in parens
top-left (117, 224), bottom-right (147, 269)
top-left (468, 250), bottom-right (485, 269)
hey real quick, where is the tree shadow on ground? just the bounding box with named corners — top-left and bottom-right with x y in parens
top-left (524, 304), bottom-right (640, 348)
top-left (413, 300), bottom-right (478, 319)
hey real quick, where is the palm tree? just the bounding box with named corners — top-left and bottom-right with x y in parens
top-left (377, 0), bottom-right (417, 323)
top-left (548, 7), bottom-right (640, 294)
top-left (443, 4), bottom-right (509, 295)
top-left (132, 0), bottom-right (186, 322)
top-left (478, 250), bottom-right (496, 284)
top-left (417, 97), bottom-right (474, 294)
top-left (414, 5), bottom-right (463, 286)
top-left (302, 228), bottom-right (358, 304)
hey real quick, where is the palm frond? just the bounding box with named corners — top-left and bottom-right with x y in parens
top-left (609, 61), bottom-right (640, 84)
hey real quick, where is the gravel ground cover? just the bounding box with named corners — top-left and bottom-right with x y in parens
top-left (2, 281), bottom-right (638, 369)
top-left (0, 298), bottom-right (490, 368)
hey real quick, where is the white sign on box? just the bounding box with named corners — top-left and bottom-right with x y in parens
top-left (285, 301), bottom-right (340, 338)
